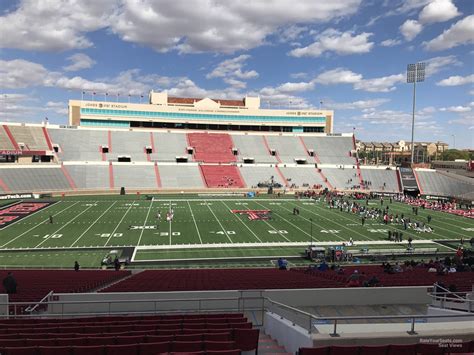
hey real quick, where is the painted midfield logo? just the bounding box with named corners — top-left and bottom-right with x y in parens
top-left (231, 209), bottom-right (271, 220)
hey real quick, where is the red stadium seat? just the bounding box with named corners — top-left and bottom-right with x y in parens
top-left (55, 338), bottom-right (86, 346)
top-left (38, 346), bottom-right (72, 355)
top-left (138, 341), bottom-right (170, 355)
top-left (86, 337), bottom-right (115, 346)
top-left (204, 341), bottom-right (237, 351)
top-left (71, 345), bottom-right (105, 355)
top-left (146, 334), bottom-right (174, 343)
top-left (105, 344), bottom-right (139, 355)
top-left (175, 333), bottom-right (203, 341)
top-left (299, 347), bottom-right (329, 355)
top-left (114, 335), bottom-right (146, 344)
top-left (387, 344), bottom-right (417, 355)
top-left (203, 332), bottom-right (231, 341)
top-left (172, 341), bottom-right (203, 352)
top-left (0, 339), bottom-right (26, 347)
top-left (359, 345), bottom-right (388, 355)
top-left (330, 345), bottom-right (360, 355)
top-left (2, 347), bottom-right (39, 355)
top-left (25, 339), bottom-right (56, 347)
top-left (232, 329), bottom-right (259, 352)
top-left (416, 343), bottom-right (444, 355)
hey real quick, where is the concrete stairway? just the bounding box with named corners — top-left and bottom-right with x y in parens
top-left (258, 331), bottom-right (292, 354)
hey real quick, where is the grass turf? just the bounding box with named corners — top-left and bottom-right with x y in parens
top-left (0, 195), bottom-right (470, 267)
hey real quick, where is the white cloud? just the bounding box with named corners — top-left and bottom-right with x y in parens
top-left (274, 82), bottom-right (315, 94)
top-left (63, 53), bottom-right (96, 72)
top-left (424, 15), bottom-right (474, 51)
top-left (329, 99), bottom-right (390, 110)
top-left (380, 39), bottom-right (402, 47)
top-left (418, 0), bottom-right (460, 24)
top-left (207, 55), bottom-right (258, 80)
top-left (400, 19), bottom-right (423, 41)
top-left (111, 0), bottom-right (363, 54)
top-left (0, 59), bottom-right (54, 89)
top-left (436, 74), bottom-right (474, 86)
top-left (46, 101), bottom-right (68, 115)
top-left (278, 25), bottom-right (308, 42)
top-left (314, 68), bottom-right (363, 85)
top-left (289, 29), bottom-right (373, 57)
top-left (0, 0), bottom-right (116, 51)
top-left (354, 74), bottom-right (405, 93)
top-left (440, 106), bottom-right (472, 113)
top-left (424, 55), bottom-right (461, 77)
top-left (290, 72), bottom-right (308, 79)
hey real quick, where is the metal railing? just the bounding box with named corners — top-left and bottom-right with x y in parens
top-left (264, 297), bottom-right (474, 336)
top-left (0, 293), bottom-right (472, 337)
top-left (24, 290), bottom-right (54, 313)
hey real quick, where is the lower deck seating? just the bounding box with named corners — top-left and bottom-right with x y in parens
top-left (0, 313), bottom-right (258, 355)
top-left (299, 341), bottom-right (474, 355)
top-left (0, 270), bottom-right (130, 312)
top-left (200, 165), bottom-right (245, 188)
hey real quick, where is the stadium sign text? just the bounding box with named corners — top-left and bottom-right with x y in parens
top-left (84, 103), bottom-right (129, 109)
top-left (0, 150), bottom-right (23, 155)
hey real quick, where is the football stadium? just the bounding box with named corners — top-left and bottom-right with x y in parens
top-left (0, 91), bottom-right (473, 354)
top-left (1, 1), bottom-right (474, 354)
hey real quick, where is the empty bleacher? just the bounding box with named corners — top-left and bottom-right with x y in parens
top-left (187, 133), bottom-right (236, 163)
top-left (278, 166), bottom-right (326, 188)
top-left (200, 165), bottom-right (245, 188)
top-left (112, 165), bottom-right (158, 189)
top-left (360, 168), bottom-right (401, 193)
top-left (150, 132), bottom-right (190, 162)
top-left (0, 313), bottom-right (258, 355)
top-left (302, 136), bottom-right (356, 165)
top-left (239, 165), bottom-right (285, 188)
top-left (8, 125), bottom-right (50, 151)
top-left (0, 126), bottom-right (15, 150)
top-left (416, 170), bottom-right (474, 198)
top-left (49, 129), bottom-right (107, 161)
top-left (265, 135), bottom-right (308, 164)
top-left (158, 164), bottom-right (205, 188)
top-left (64, 165), bottom-right (110, 190)
top-left (320, 167), bottom-right (360, 190)
top-left (0, 167), bottom-right (71, 192)
top-left (231, 134), bottom-right (277, 163)
top-left (106, 131), bottom-right (149, 162)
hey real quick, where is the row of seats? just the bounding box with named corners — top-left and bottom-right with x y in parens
top-left (0, 270), bottom-right (130, 304)
top-left (299, 340), bottom-right (474, 354)
top-left (200, 166), bottom-right (245, 188)
top-left (0, 344), bottom-right (241, 355)
top-left (100, 268), bottom-right (344, 293)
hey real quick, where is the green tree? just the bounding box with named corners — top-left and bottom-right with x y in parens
top-left (439, 149), bottom-right (471, 161)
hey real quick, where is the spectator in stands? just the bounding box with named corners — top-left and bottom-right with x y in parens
top-left (114, 257), bottom-right (120, 271)
top-left (346, 270), bottom-right (361, 287)
top-left (2, 272), bottom-right (17, 294)
top-left (74, 261), bottom-right (80, 272)
top-left (365, 275), bottom-right (380, 287)
top-left (318, 260), bottom-right (329, 271)
top-left (277, 258), bottom-right (288, 270)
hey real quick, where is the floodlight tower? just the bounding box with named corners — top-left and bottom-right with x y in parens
top-left (407, 62), bottom-right (425, 164)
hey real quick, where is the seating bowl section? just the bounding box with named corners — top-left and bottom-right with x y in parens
top-left (0, 313), bottom-right (258, 355)
top-left (187, 133), bottom-right (236, 163)
top-left (200, 165), bottom-right (245, 188)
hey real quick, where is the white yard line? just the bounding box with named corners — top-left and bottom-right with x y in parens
top-left (221, 201), bottom-right (263, 243)
top-left (0, 201), bottom-right (79, 248)
top-left (35, 202), bottom-right (97, 248)
top-left (104, 201), bottom-right (135, 246)
top-left (246, 202), bottom-right (291, 242)
top-left (70, 201), bottom-right (117, 247)
top-left (137, 200), bottom-right (154, 246)
top-left (294, 202), bottom-right (373, 241)
top-left (169, 201), bottom-right (172, 245)
top-left (206, 203), bottom-right (233, 243)
top-left (253, 200), bottom-right (320, 242)
top-left (187, 201), bottom-right (203, 244)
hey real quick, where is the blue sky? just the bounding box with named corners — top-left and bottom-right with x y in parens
top-left (0, 0), bottom-right (472, 148)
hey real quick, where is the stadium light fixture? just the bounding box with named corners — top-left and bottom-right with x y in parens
top-left (406, 62), bottom-right (425, 164)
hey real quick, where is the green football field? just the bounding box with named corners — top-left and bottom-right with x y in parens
top-left (0, 195), bottom-right (472, 268)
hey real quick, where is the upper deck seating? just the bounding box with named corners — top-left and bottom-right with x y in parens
top-left (8, 126), bottom-right (50, 151)
top-left (0, 126), bottom-right (15, 150)
top-left (265, 136), bottom-right (308, 164)
top-left (302, 136), bottom-right (356, 165)
top-left (49, 129), bottom-right (106, 161)
top-left (231, 135), bottom-right (277, 163)
top-left (106, 131), bottom-right (149, 162)
top-left (187, 133), bottom-right (236, 163)
top-left (150, 132), bottom-right (190, 162)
